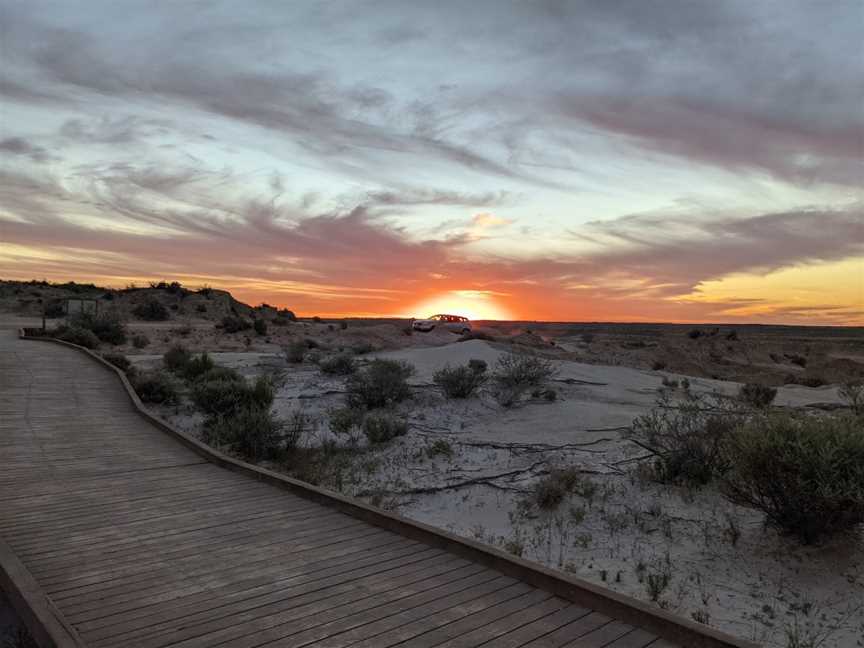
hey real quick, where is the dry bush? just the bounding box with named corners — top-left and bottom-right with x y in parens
top-left (182, 353), bottom-right (215, 381)
top-left (55, 326), bottom-right (100, 349)
top-left (319, 353), bottom-right (357, 376)
top-left (433, 359), bottom-right (487, 398)
top-left (202, 406), bottom-right (284, 462)
top-left (738, 382), bottom-right (777, 408)
top-left (253, 318), bottom-right (267, 336)
top-left (69, 312), bottom-right (127, 345)
top-left (285, 340), bottom-right (308, 363)
top-left (629, 391), bottom-right (746, 486)
top-left (132, 371), bottom-right (179, 404)
top-left (132, 299), bottom-right (169, 321)
top-left (132, 334), bottom-right (150, 349)
top-left (163, 344), bottom-right (191, 372)
top-left (102, 353), bottom-right (132, 373)
top-left (362, 412), bottom-right (408, 444)
top-left (346, 359), bottom-right (414, 410)
top-left (531, 468), bottom-right (595, 511)
top-left (329, 406), bottom-right (365, 436)
top-left (221, 315), bottom-right (251, 333)
top-left (839, 381), bottom-right (864, 415)
top-left (723, 413), bottom-right (864, 544)
top-left (492, 352), bottom-right (555, 407)
top-left (191, 375), bottom-right (273, 417)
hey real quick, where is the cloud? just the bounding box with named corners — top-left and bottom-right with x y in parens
top-left (472, 212), bottom-right (511, 228)
top-left (0, 137), bottom-right (53, 162)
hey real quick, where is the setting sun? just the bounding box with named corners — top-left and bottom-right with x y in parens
top-left (406, 290), bottom-right (514, 321)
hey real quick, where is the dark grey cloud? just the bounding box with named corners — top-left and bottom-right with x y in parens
top-left (0, 137), bottom-right (52, 162)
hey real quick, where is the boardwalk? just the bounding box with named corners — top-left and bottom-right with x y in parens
top-left (0, 330), bottom-right (745, 648)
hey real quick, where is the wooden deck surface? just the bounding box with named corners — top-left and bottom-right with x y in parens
top-left (0, 330), bottom-right (696, 648)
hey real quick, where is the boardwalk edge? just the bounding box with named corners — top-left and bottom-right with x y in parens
top-left (18, 330), bottom-right (760, 648)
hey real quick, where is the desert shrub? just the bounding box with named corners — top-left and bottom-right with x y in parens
top-left (329, 407), bottom-right (365, 436)
top-left (687, 329), bottom-right (703, 339)
top-left (1, 623), bottom-right (38, 648)
top-left (362, 412), bottom-right (408, 444)
top-left (196, 303), bottom-right (207, 313)
top-left (272, 316), bottom-right (289, 326)
top-left (319, 353), bottom-right (356, 375)
top-left (340, 321), bottom-right (348, 330)
top-left (163, 344), bottom-right (192, 372)
top-left (458, 330), bottom-right (496, 342)
top-left (629, 392), bottom-right (746, 486)
top-left (346, 359), bottom-right (414, 410)
top-left (839, 381), bottom-right (864, 415)
top-left (133, 299), bottom-right (169, 321)
top-left (787, 354), bottom-right (808, 368)
top-left (738, 382), bottom-right (777, 408)
top-left (182, 353), bottom-right (215, 381)
top-left (426, 439), bottom-right (453, 459)
top-left (433, 360), bottom-right (487, 398)
top-left (494, 352), bottom-right (555, 389)
top-left (351, 342), bottom-right (375, 355)
top-left (531, 468), bottom-right (590, 511)
top-left (102, 353), bottom-right (131, 373)
top-left (722, 413), bottom-right (864, 544)
top-left (221, 315), bottom-right (251, 333)
top-left (278, 308), bottom-right (297, 322)
top-left (285, 340), bottom-right (307, 363)
top-left (191, 375), bottom-right (273, 418)
top-left (651, 360), bottom-right (667, 371)
top-left (56, 326), bottom-right (100, 349)
top-left (43, 300), bottom-right (65, 318)
top-left (196, 365), bottom-right (242, 383)
top-left (202, 406), bottom-right (284, 462)
top-left (70, 312), bottom-right (127, 345)
top-left (131, 334), bottom-right (150, 349)
top-left (253, 318), bottom-right (267, 336)
top-left (132, 371), bottom-right (178, 404)
top-left (531, 388), bottom-right (557, 401)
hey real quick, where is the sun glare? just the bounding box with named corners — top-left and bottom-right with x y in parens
top-left (406, 291), bottom-right (514, 321)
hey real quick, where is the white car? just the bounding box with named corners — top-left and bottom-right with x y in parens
top-left (412, 314), bottom-right (472, 334)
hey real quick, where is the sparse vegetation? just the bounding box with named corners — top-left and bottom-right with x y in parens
top-left (221, 315), bottom-right (252, 333)
top-left (102, 353), bottom-right (132, 373)
top-left (434, 359), bottom-right (488, 398)
top-left (202, 406), bottom-right (284, 461)
top-left (55, 326), bottom-right (100, 349)
top-left (723, 413), bottom-right (864, 544)
top-left (182, 352), bottom-right (215, 381)
top-left (492, 352), bottom-right (555, 407)
top-left (131, 333), bottom-right (150, 349)
top-left (425, 439), bottom-right (453, 459)
top-left (191, 374), bottom-right (274, 418)
top-left (285, 340), bottom-right (308, 363)
top-left (69, 311), bottom-right (127, 345)
top-left (839, 381), bottom-right (864, 415)
top-left (253, 318), bottom-right (267, 336)
top-left (346, 359), bottom-right (414, 410)
top-left (163, 344), bottom-right (192, 372)
top-left (329, 406), bottom-right (365, 436)
top-left (531, 468), bottom-right (593, 511)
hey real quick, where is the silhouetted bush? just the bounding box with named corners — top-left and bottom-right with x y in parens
top-left (56, 326), bottom-right (100, 349)
top-left (346, 359), bottom-right (414, 410)
top-left (191, 375), bottom-right (273, 417)
top-left (163, 344), bottom-right (191, 372)
top-left (687, 329), bottom-right (703, 339)
top-left (723, 413), bottom-right (864, 544)
top-left (132, 371), bottom-right (178, 404)
top-left (70, 312), bottom-right (127, 345)
top-left (221, 315), bottom-right (251, 333)
top-left (434, 360), bottom-right (487, 398)
top-left (738, 383), bottom-right (777, 408)
top-left (182, 353), bottom-right (215, 381)
top-left (201, 406), bottom-right (284, 462)
top-left (132, 334), bottom-right (150, 349)
top-left (253, 319), bottom-right (267, 336)
top-left (319, 353), bottom-right (356, 375)
top-left (652, 360), bottom-right (667, 371)
top-left (362, 412), bottom-right (408, 444)
top-left (133, 299), bottom-right (169, 321)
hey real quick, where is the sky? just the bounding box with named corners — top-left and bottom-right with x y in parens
top-left (0, 1), bottom-right (862, 324)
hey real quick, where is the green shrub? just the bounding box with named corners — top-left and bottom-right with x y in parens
top-left (434, 360), bottom-right (487, 398)
top-left (738, 382), bottom-right (777, 408)
top-left (346, 359), bottom-right (414, 409)
top-left (132, 334), bottom-right (150, 349)
top-left (629, 392), bottom-right (745, 486)
top-left (202, 406), bottom-right (284, 462)
top-left (723, 413), bottom-right (864, 544)
top-left (182, 353), bottom-right (215, 381)
top-left (132, 371), bottom-right (178, 404)
top-left (133, 299), bottom-right (169, 321)
top-left (102, 353), bottom-right (131, 372)
top-left (163, 344), bottom-right (191, 372)
top-left (285, 340), bottom-right (307, 363)
top-left (329, 407), bottom-right (365, 436)
top-left (319, 353), bottom-right (356, 375)
top-left (362, 412), bottom-right (408, 444)
top-left (56, 326), bottom-right (100, 349)
top-left (191, 375), bottom-right (273, 417)
top-left (221, 315), bottom-right (251, 333)
top-left (253, 319), bottom-right (267, 336)
top-left (70, 312), bottom-right (127, 344)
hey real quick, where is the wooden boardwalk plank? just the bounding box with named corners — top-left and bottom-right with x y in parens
top-left (0, 330), bottom-right (759, 648)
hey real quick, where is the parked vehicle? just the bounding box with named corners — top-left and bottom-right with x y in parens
top-left (412, 314), bottom-right (471, 333)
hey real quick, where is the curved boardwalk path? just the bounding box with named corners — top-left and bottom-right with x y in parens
top-left (0, 330), bottom-right (738, 648)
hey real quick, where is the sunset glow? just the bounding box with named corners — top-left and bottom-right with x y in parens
top-left (1, 2), bottom-right (861, 324)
